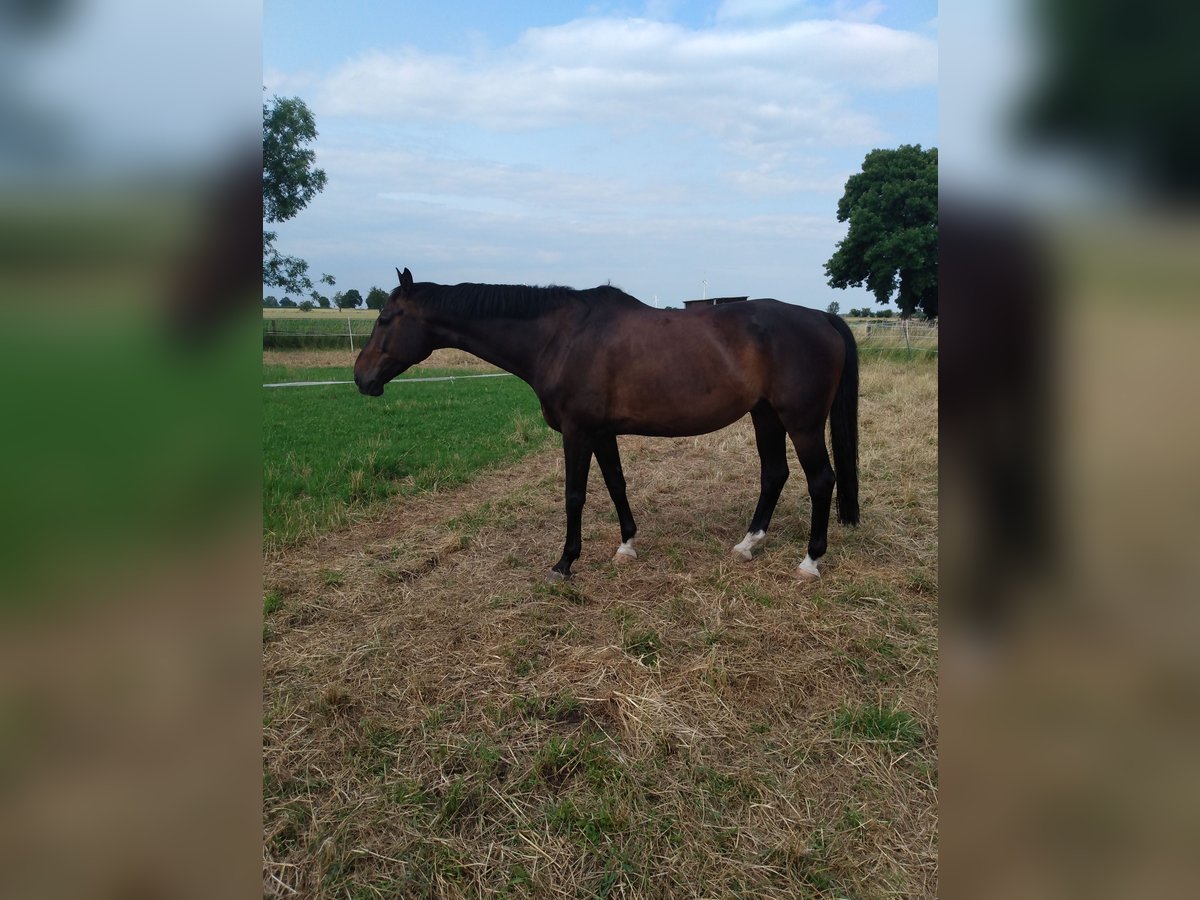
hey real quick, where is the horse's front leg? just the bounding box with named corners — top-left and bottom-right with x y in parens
top-left (549, 429), bottom-right (594, 581)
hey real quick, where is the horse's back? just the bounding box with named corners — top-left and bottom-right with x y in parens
top-left (547, 300), bottom-right (846, 435)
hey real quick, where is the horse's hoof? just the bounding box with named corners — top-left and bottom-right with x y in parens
top-left (795, 556), bottom-right (821, 581)
top-left (613, 541), bottom-right (637, 565)
top-left (547, 570), bottom-right (568, 583)
top-left (732, 530), bottom-right (765, 562)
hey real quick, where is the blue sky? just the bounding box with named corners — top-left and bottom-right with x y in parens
top-left (264, 1), bottom-right (937, 308)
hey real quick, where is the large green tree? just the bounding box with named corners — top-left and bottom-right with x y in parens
top-left (263, 93), bottom-right (329, 294)
top-left (825, 144), bottom-right (937, 319)
top-left (365, 287), bottom-right (389, 310)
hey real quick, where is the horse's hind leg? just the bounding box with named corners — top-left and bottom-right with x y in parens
top-left (788, 425), bottom-right (836, 580)
top-left (733, 404), bottom-right (789, 561)
top-left (594, 434), bottom-right (638, 564)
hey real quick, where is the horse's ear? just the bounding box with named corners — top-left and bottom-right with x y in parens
top-left (398, 267), bottom-right (413, 291)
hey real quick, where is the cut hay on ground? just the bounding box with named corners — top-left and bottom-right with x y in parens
top-left (264, 358), bottom-right (938, 898)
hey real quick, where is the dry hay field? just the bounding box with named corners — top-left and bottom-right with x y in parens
top-left (263, 357), bottom-right (937, 898)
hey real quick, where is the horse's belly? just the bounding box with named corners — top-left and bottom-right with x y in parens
top-left (609, 385), bottom-right (755, 437)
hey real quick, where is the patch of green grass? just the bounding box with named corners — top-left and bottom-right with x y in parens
top-left (505, 863), bottom-right (535, 894)
top-left (422, 702), bottom-right (462, 732)
top-left (263, 589), bottom-right (283, 616)
top-left (356, 718), bottom-right (403, 776)
top-left (441, 732), bottom-right (507, 780)
top-left (906, 567), bottom-right (937, 594)
top-left (533, 579), bottom-right (587, 605)
top-left (595, 854), bottom-right (639, 897)
top-left (448, 501), bottom-right (499, 540)
top-left (532, 732), bottom-right (619, 788)
top-left (830, 576), bottom-right (898, 607)
top-left (665, 594), bottom-right (700, 625)
top-left (546, 796), bottom-right (620, 847)
top-left (841, 637), bottom-right (905, 684)
top-left (433, 776), bottom-right (486, 826)
top-left (759, 828), bottom-right (846, 894)
top-left (857, 345), bottom-right (939, 362)
top-left (513, 693), bottom-right (584, 724)
top-left (739, 584), bottom-right (777, 608)
top-left (866, 637), bottom-right (901, 659)
top-left (320, 569), bottom-right (345, 587)
top-left (693, 764), bottom-right (761, 809)
top-left (364, 839), bottom-right (467, 894)
top-left (266, 800), bottom-right (312, 856)
top-left (609, 605), bottom-right (635, 629)
top-left (833, 702), bottom-right (924, 750)
top-left (504, 638), bottom-right (548, 677)
top-left (622, 629), bottom-right (662, 666)
top-left (264, 367), bottom-right (554, 547)
top-left (385, 777), bottom-right (429, 808)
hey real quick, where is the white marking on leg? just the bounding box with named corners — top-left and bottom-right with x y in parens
top-left (732, 530), bottom-right (766, 561)
top-left (796, 554), bottom-right (821, 580)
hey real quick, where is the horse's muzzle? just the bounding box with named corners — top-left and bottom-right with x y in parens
top-left (354, 372), bottom-right (385, 397)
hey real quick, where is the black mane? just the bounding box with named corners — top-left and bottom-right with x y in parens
top-left (413, 282), bottom-right (641, 320)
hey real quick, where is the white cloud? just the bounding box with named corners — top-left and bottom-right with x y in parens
top-left (320, 145), bottom-right (694, 216)
top-left (311, 15), bottom-right (934, 164)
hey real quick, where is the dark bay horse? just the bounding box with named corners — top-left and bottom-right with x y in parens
top-left (355, 268), bottom-right (858, 581)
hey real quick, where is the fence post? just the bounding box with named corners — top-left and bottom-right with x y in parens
top-left (347, 317), bottom-right (354, 352)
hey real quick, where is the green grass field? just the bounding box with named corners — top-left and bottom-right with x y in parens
top-left (264, 363), bottom-right (555, 547)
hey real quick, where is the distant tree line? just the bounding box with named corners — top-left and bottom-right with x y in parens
top-left (844, 307), bottom-right (898, 319)
top-left (263, 285), bottom-right (391, 311)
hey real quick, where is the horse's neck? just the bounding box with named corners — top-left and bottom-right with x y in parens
top-left (427, 313), bottom-right (557, 385)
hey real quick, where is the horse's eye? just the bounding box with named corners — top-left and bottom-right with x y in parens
top-left (378, 315), bottom-right (392, 327)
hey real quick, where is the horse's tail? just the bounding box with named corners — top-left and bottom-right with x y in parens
top-left (827, 313), bottom-right (860, 525)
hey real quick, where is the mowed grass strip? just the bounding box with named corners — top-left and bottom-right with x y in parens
top-left (263, 365), bottom-right (553, 548)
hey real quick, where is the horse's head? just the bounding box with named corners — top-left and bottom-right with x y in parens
top-left (354, 267), bottom-right (434, 396)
